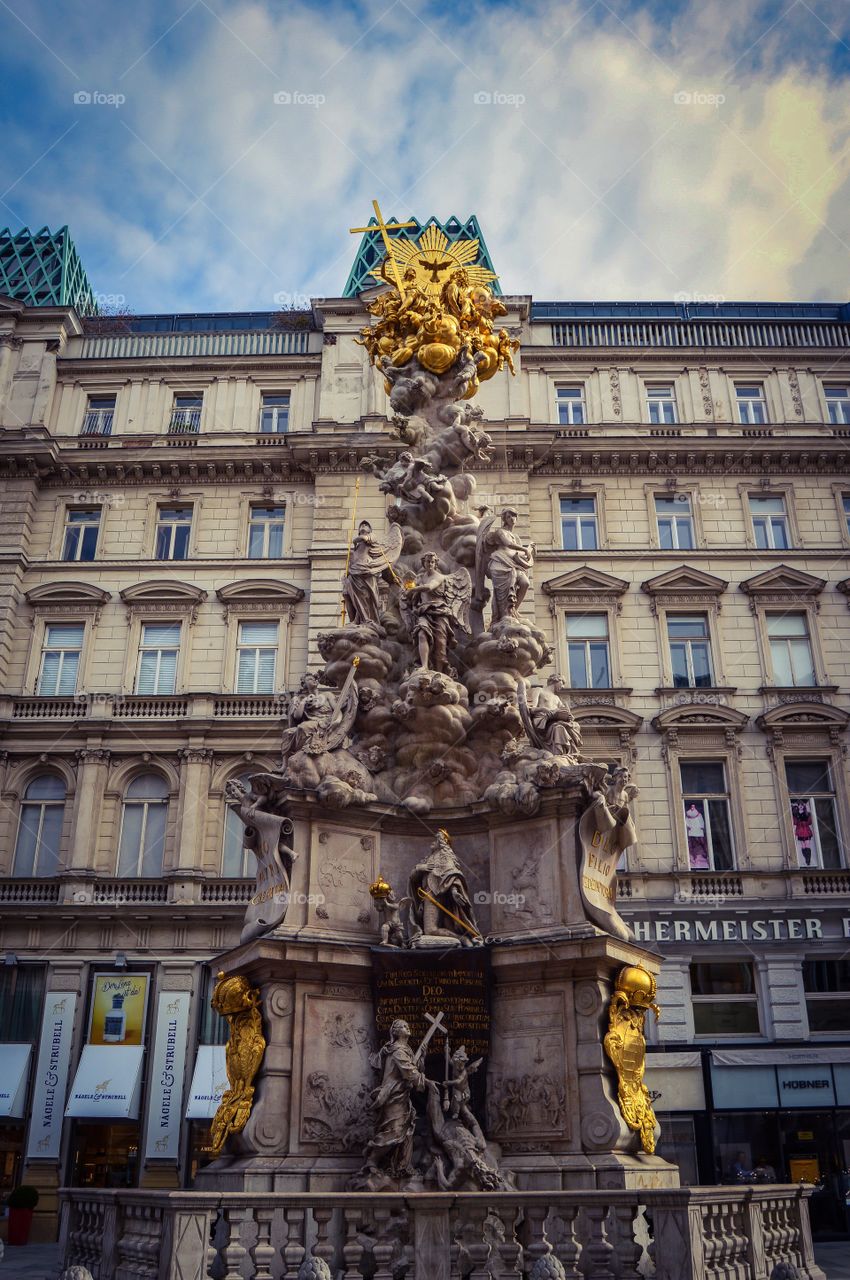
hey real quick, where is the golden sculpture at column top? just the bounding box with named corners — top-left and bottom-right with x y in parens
top-left (350, 200), bottom-right (518, 395)
top-left (603, 964), bottom-right (661, 1155)
top-left (206, 971), bottom-right (266, 1158)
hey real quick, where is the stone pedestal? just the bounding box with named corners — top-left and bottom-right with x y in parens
top-left (197, 789), bottom-right (678, 1193)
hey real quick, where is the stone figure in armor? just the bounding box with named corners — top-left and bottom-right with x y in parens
top-left (408, 829), bottom-right (481, 947)
top-left (474, 507), bottom-right (535, 626)
top-left (399, 553), bottom-right (472, 673)
top-left (341, 518), bottom-right (404, 629)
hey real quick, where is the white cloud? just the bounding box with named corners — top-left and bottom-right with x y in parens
top-left (1, 0), bottom-right (849, 308)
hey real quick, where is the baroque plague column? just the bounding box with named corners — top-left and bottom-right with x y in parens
top-left (200, 204), bottom-right (673, 1197)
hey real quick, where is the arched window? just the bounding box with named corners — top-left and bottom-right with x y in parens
top-left (13, 775), bottom-right (65, 877)
top-left (117, 774), bottom-right (168, 877)
top-left (221, 775), bottom-right (256, 878)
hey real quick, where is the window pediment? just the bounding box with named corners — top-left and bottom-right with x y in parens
top-left (571, 705), bottom-right (643, 732)
top-left (757, 702), bottom-right (850, 734)
top-left (740, 565), bottom-right (826, 598)
top-left (25, 581), bottom-right (110, 610)
top-left (641, 566), bottom-right (728, 599)
top-left (216, 579), bottom-right (304, 605)
top-left (543, 566), bottom-right (629, 603)
top-left (652, 704), bottom-right (749, 734)
top-left (120, 579), bottom-right (207, 621)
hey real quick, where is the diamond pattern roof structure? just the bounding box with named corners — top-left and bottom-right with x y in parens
top-left (0, 226), bottom-right (96, 312)
top-left (344, 214), bottom-right (500, 297)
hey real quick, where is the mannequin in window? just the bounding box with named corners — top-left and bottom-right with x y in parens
top-left (685, 803), bottom-right (709, 869)
top-left (791, 800), bottom-right (814, 866)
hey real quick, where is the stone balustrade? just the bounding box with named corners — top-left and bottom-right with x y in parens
top-left (58, 1185), bottom-right (824, 1280)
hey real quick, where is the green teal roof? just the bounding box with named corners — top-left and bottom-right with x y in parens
top-left (344, 214), bottom-right (500, 297)
top-left (0, 226), bottom-right (96, 312)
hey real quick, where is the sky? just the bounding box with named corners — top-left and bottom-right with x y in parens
top-left (1, 0), bottom-right (849, 312)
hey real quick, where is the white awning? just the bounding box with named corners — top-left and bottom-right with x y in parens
top-left (0, 1044), bottom-right (32, 1118)
top-left (185, 1045), bottom-right (227, 1119)
top-left (644, 1052), bottom-right (705, 1112)
top-left (712, 1047), bottom-right (850, 1068)
top-left (65, 1046), bottom-right (145, 1119)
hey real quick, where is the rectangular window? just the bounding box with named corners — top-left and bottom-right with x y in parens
top-left (767, 613), bottom-right (815, 686)
top-left (556, 385), bottom-right (585, 425)
top-left (736, 384), bottom-right (767, 424)
top-left (843, 494), bottom-right (850, 539)
top-left (786, 760), bottom-right (842, 870)
top-left (247, 505), bottom-right (286, 558)
top-left (136, 623), bottom-right (180, 695)
top-left (565, 613), bottom-right (611, 688)
top-left (81, 394), bottom-right (115, 437)
top-left (236, 621), bottom-right (278, 693)
top-left (690, 962), bottom-right (760, 1035)
top-left (259, 392), bottom-right (290, 434)
top-left (655, 494), bottom-right (694, 550)
top-left (62, 507), bottom-right (101, 561)
top-left (681, 761), bottom-right (735, 871)
top-left (646, 383), bottom-right (677, 424)
top-left (750, 495), bottom-right (789, 549)
top-left (803, 959), bottom-right (850, 1032)
top-left (37, 623), bottom-right (84, 696)
top-left (825, 384), bottom-right (850, 425)
top-left (155, 506), bottom-right (192, 560)
top-left (0, 964), bottom-right (46, 1042)
top-left (560, 497), bottom-right (597, 551)
top-left (169, 393), bottom-right (202, 435)
top-left (668, 614), bottom-right (713, 688)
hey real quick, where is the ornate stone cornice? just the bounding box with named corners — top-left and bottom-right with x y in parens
top-left (740, 565), bottom-right (826, 600)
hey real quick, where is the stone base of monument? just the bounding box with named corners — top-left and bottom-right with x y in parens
top-left (195, 791), bottom-right (680, 1194)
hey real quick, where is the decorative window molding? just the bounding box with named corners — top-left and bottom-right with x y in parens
top-left (641, 565), bottom-right (728, 612)
top-left (546, 483), bottom-right (608, 551)
top-left (738, 483), bottom-right (800, 551)
top-left (756, 701), bottom-right (850, 761)
top-left (643, 483), bottom-right (705, 551)
top-left (763, 742), bottom-right (850, 871)
top-left (120, 579), bottom-right (207, 624)
top-left (217, 580), bottom-right (304, 694)
top-left (25, 581), bottom-right (110, 620)
top-left (542, 568), bottom-right (629, 693)
top-left (571, 704), bottom-right (643, 767)
top-left (739, 565), bottom-right (826, 608)
top-left (643, 566), bottom-right (729, 689)
top-left (740, 568), bottom-right (829, 692)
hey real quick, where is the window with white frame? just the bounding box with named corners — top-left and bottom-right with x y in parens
top-left (735, 384), bottom-right (767, 424)
top-left (12, 775), bottom-right (65, 877)
top-left (767, 612), bottom-right (816, 686)
top-left (37, 623), bottom-right (83, 696)
top-left (667, 614), bottom-right (713, 688)
top-left (169, 393), bottom-right (202, 435)
top-left (690, 962), bottom-right (760, 1036)
top-left (825, 384), bottom-right (850, 425)
top-left (81, 395), bottom-right (115, 437)
top-left (62, 507), bottom-right (101, 561)
top-left (680, 761), bottom-right (735, 870)
top-left (136, 623), bottom-right (180, 695)
top-left (655, 493), bottom-right (694, 550)
top-left (556, 385), bottom-right (585, 425)
top-left (236, 621), bottom-right (278, 693)
top-left (786, 760), bottom-right (842, 870)
top-left (247, 505), bottom-right (286, 558)
top-left (260, 392), bottom-right (290, 433)
top-left (117, 773), bottom-right (168, 877)
top-left (646, 383), bottom-right (677, 424)
top-left (221, 774), bottom-right (258, 878)
top-left (803, 959), bottom-right (850, 1032)
top-left (749, 494), bottom-right (789, 549)
top-left (565, 613), bottom-right (611, 688)
top-left (155, 506), bottom-right (192, 560)
top-left (559, 497), bottom-right (597, 550)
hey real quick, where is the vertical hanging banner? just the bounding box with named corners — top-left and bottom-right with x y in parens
top-left (26, 992), bottom-right (78, 1159)
top-left (143, 991), bottom-right (191, 1159)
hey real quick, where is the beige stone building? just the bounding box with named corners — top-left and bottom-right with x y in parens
top-left (1, 286), bottom-right (849, 1237)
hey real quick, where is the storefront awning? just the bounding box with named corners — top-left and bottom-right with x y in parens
top-left (644, 1052), bottom-right (705, 1112)
top-left (185, 1045), bottom-right (227, 1119)
top-left (65, 1046), bottom-right (145, 1119)
top-left (712, 1047), bottom-right (850, 1067)
top-left (0, 1044), bottom-right (32, 1118)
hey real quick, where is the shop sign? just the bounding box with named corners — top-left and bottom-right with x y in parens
top-left (88, 972), bottom-right (150, 1046)
top-left (143, 991), bottom-right (191, 1160)
top-left (628, 915), bottom-right (850, 945)
top-left (26, 993), bottom-right (78, 1159)
top-left (777, 1065), bottom-right (836, 1108)
top-left (0, 1044), bottom-right (32, 1118)
top-left (185, 1045), bottom-right (227, 1119)
top-left (65, 1045), bottom-right (145, 1118)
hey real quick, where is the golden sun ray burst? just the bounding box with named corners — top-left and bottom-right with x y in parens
top-left (369, 224), bottom-right (498, 298)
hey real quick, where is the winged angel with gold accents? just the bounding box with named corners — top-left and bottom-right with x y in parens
top-left (355, 216), bottom-right (518, 397)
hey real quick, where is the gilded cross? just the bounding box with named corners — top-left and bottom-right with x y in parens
top-left (350, 199), bottom-right (416, 297)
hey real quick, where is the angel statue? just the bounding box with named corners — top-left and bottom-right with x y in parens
top-left (277, 659), bottom-right (377, 805)
top-left (517, 675), bottom-right (583, 762)
top-left (474, 507), bottom-right (534, 629)
top-left (341, 517), bottom-right (404, 629)
top-left (400, 552), bottom-right (472, 673)
top-left (281, 671), bottom-right (337, 761)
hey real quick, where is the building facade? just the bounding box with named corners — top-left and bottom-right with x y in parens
top-left (0, 287), bottom-right (849, 1238)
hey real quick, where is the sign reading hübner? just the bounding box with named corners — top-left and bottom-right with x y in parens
top-left (371, 949), bottom-right (491, 1116)
top-left (26, 993), bottom-right (77, 1159)
top-left (143, 991), bottom-right (191, 1160)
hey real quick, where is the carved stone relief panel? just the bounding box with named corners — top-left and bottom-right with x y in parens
top-left (489, 821), bottom-right (558, 935)
top-left (299, 994), bottom-right (376, 1152)
top-left (308, 824), bottom-right (379, 934)
top-left (487, 990), bottom-right (569, 1145)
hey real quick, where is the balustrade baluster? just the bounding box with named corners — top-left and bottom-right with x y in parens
top-left (342, 1205), bottom-right (367, 1278)
top-left (282, 1207), bottom-right (307, 1279)
top-left (221, 1205), bottom-right (251, 1280)
top-left (522, 1203), bottom-right (550, 1273)
top-left (490, 1204), bottom-right (522, 1277)
top-left (371, 1206), bottom-right (397, 1280)
top-left (610, 1202), bottom-right (643, 1279)
top-left (250, 1207), bottom-right (276, 1280)
top-left (551, 1203), bottom-right (582, 1279)
top-left (583, 1202), bottom-right (615, 1280)
top-left (312, 1205), bottom-right (336, 1272)
top-left (463, 1202), bottom-right (491, 1280)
